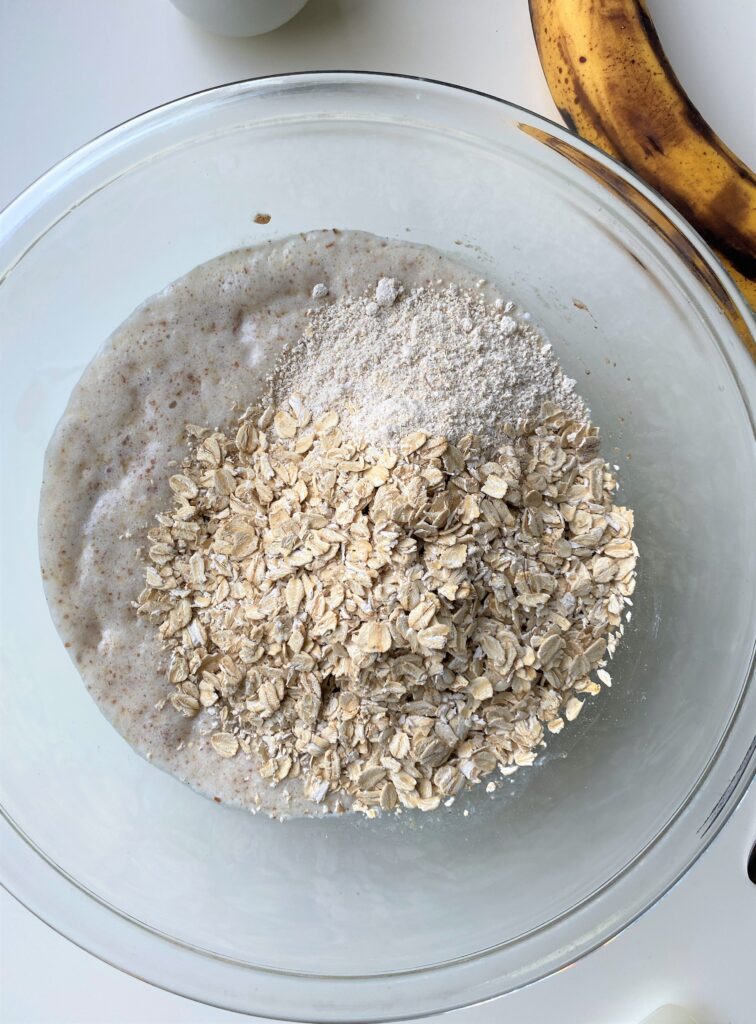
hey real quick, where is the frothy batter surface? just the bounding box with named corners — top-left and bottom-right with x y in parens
top-left (39, 230), bottom-right (490, 817)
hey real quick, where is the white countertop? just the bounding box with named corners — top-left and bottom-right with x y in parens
top-left (1, 2), bottom-right (754, 1022)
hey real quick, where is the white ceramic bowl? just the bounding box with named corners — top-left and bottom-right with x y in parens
top-left (170, 0), bottom-right (308, 37)
top-left (0, 74), bottom-right (754, 1022)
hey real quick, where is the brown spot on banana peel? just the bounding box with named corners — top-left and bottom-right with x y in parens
top-left (709, 178), bottom-right (750, 236)
top-left (558, 106), bottom-right (578, 134)
top-left (530, 0), bottom-right (756, 311)
top-left (517, 122), bottom-right (755, 358)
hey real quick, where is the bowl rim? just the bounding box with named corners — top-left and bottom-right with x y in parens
top-left (1, 70), bottom-right (754, 1023)
top-left (0, 69), bottom-right (754, 332)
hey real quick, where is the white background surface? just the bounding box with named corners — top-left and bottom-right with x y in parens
top-left (0, 1), bottom-right (754, 1022)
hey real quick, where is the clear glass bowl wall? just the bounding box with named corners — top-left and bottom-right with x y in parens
top-left (1, 74), bottom-right (754, 1022)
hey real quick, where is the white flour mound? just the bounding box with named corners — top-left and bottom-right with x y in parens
top-left (274, 278), bottom-right (588, 449)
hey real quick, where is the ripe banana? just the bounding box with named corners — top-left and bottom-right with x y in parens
top-left (529, 0), bottom-right (756, 311)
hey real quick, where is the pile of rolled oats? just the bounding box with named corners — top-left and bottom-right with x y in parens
top-left (136, 395), bottom-right (637, 815)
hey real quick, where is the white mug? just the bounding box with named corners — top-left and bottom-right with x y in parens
top-left (170, 0), bottom-right (309, 37)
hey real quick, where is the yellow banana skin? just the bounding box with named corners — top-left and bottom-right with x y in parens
top-left (530, 0), bottom-right (756, 311)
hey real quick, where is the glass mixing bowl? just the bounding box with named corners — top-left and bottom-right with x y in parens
top-left (1, 73), bottom-right (754, 1022)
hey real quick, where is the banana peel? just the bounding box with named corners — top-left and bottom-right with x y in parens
top-left (529, 0), bottom-right (756, 321)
